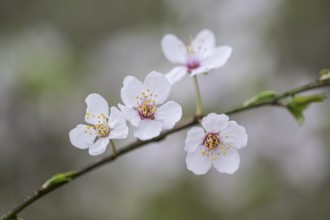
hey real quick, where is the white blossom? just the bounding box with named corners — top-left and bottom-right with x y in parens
top-left (185, 113), bottom-right (247, 175)
top-left (69, 93), bottom-right (128, 156)
top-left (119, 71), bottom-right (182, 140)
top-left (161, 29), bottom-right (232, 85)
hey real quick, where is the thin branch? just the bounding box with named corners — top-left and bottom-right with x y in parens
top-left (2, 79), bottom-right (330, 220)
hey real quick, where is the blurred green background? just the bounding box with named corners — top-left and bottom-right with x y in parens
top-left (1, 0), bottom-right (330, 219)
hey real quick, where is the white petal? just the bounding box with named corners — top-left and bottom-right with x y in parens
top-left (184, 127), bottom-right (205, 152)
top-left (110, 125), bottom-right (129, 139)
top-left (69, 124), bottom-right (97, 149)
top-left (134, 119), bottom-right (162, 140)
top-left (161, 34), bottom-right (187, 64)
top-left (165, 66), bottom-right (187, 85)
top-left (108, 107), bottom-right (125, 128)
top-left (154, 101), bottom-right (182, 130)
top-left (221, 121), bottom-right (248, 149)
top-left (108, 107), bottom-right (128, 139)
top-left (118, 104), bottom-right (141, 127)
top-left (201, 113), bottom-right (229, 133)
top-left (192, 29), bottom-right (215, 59)
top-left (121, 75), bottom-right (144, 108)
top-left (186, 146), bottom-right (212, 175)
top-left (201, 46), bottom-right (232, 69)
top-left (85, 94), bottom-right (109, 124)
top-left (213, 149), bottom-right (240, 174)
top-left (88, 138), bottom-right (109, 156)
top-left (144, 71), bottom-right (171, 105)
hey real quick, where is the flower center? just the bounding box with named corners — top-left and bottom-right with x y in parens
top-left (200, 133), bottom-right (232, 161)
top-left (186, 45), bottom-right (201, 72)
top-left (94, 122), bottom-right (111, 138)
top-left (84, 113), bottom-right (111, 138)
top-left (136, 89), bottom-right (157, 120)
top-left (203, 133), bottom-right (220, 150)
top-left (186, 59), bottom-right (200, 72)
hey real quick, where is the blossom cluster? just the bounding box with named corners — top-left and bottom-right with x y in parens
top-left (69, 29), bottom-right (248, 175)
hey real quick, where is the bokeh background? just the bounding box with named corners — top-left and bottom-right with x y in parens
top-left (1, 0), bottom-right (330, 219)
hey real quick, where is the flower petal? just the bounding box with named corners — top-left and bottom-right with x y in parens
top-left (161, 34), bottom-right (187, 64)
top-left (184, 127), bottom-right (205, 152)
top-left (69, 124), bottom-right (97, 149)
top-left (154, 101), bottom-right (182, 130)
top-left (144, 71), bottom-right (171, 105)
top-left (201, 46), bottom-right (232, 69)
top-left (121, 75), bottom-right (144, 108)
top-left (108, 107), bottom-right (128, 139)
top-left (220, 121), bottom-right (248, 149)
top-left (201, 113), bottom-right (229, 133)
top-left (85, 93), bottom-right (109, 125)
top-left (134, 119), bottom-right (162, 140)
top-left (88, 138), bottom-right (109, 156)
top-left (192, 29), bottom-right (215, 59)
top-left (110, 125), bottom-right (129, 139)
top-left (213, 149), bottom-right (240, 174)
top-left (186, 146), bottom-right (212, 175)
top-left (165, 66), bottom-right (187, 85)
top-left (118, 104), bottom-right (141, 127)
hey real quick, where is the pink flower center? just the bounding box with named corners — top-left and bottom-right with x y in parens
top-left (95, 122), bottom-right (111, 138)
top-left (203, 133), bottom-right (221, 150)
top-left (186, 59), bottom-right (200, 72)
top-left (136, 89), bottom-right (157, 120)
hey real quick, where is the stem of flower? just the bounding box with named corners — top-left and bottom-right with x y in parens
top-left (192, 75), bottom-right (203, 116)
top-left (110, 139), bottom-right (117, 156)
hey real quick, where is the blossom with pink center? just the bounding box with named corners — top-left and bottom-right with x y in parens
top-left (161, 29), bottom-right (232, 85)
top-left (69, 94), bottom-right (128, 156)
top-left (185, 113), bottom-right (248, 175)
top-left (119, 71), bottom-right (182, 140)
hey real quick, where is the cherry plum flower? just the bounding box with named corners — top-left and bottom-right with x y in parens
top-left (119, 71), bottom-right (182, 140)
top-left (161, 29), bottom-right (232, 85)
top-left (69, 94), bottom-right (128, 156)
top-left (185, 113), bottom-right (247, 175)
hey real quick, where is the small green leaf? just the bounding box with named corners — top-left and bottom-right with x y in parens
top-left (286, 94), bottom-right (327, 126)
top-left (287, 104), bottom-right (305, 126)
top-left (320, 69), bottom-right (330, 82)
top-left (244, 90), bottom-right (278, 106)
top-left (320, 69), bottom-right (330, 76)
top-left (42, 171), bottom-right (77, 189)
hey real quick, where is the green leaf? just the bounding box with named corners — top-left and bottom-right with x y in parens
top-left (286, 94), bottom-right (327, 126)
top-left (287, 104), bottom-right (305, 126)
top-left (320, 69), bottom-right (330, 76)
top-left (320, 69), bottom-right (330, 82)
top-left (243, 90), bottom-right (278, 106)
top-left (42, 171), bottom-right (77, 189)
